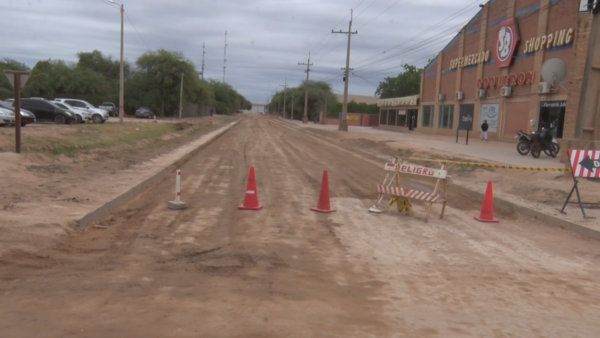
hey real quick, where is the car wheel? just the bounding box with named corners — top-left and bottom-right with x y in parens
top-left (76, 115), bottom-right (83, 123)
top-left (54, 115), bottom-right (66, 124)
top-left (92, 114), bottom-right (103, 124)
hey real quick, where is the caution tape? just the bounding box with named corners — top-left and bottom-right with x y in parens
top-left (405, 157), bottom-right (570, 172)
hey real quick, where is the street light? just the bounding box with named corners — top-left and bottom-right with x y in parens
top-left (109, 0), bottom-right (124, 124)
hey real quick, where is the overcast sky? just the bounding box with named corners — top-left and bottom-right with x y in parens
top-left (2, 0), bottom-right (484, 103)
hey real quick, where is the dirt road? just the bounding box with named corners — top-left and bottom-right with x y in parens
top-left (1, 115), bottom-right (600, 337)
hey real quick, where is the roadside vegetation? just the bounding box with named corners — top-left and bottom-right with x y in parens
top-left (0, 50), bottom-right (252, 117)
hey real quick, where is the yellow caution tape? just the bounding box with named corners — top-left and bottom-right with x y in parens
top-left (405, 157), bottom-right (570, 172)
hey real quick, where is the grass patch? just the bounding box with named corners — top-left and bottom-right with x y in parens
top-left (19, 123), bottom-right (178, 157)
top-left (27, 165), bottom-right (68, 173)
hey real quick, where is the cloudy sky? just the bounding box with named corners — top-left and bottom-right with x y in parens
top-left (2, 0), bottom-right (484, 103)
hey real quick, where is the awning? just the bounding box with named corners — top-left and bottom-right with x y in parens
top-left (377, 95), bottom-right (419, 107)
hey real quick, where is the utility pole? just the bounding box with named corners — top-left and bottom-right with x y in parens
top-left (322, 95), bottom-right (328, 125)
top-left (332, 9), bottom-right (357, 132)
top-left (291, 94), bottom-right (294, 120)
top-left (298, 53), bottom-right (313, 124)
top-left (223, 31), bottom-right (227, 83)
top-left (279, 78), bottom-right (287, 119)
top-left (201, 42), bottom-right (205, 80)
top-left (179, 72), bottom-right (184, 119)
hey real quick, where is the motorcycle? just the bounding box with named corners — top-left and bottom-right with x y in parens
top-left (530, 128), bottom-right (559, 158)
top-left (515, 130), bottom-right (532, 155)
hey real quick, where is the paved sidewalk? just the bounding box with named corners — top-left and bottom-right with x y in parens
top-left (293, 121), bottom-right (564, 168)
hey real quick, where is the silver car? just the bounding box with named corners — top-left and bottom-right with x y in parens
top-left (0, 107), bottom-right (15, 126)
top-left (53, 101), bottom-right (91, 123)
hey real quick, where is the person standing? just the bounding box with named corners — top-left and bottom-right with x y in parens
top-left (481, 120), bottom-right (489, 141)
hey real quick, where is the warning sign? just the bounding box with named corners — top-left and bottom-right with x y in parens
top-left (569, 149), bottom-right (600, 178)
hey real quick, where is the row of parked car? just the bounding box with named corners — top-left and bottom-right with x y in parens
top-left (0, 98), bottom-right (111, 127)
top-left (0, 97), bottom-right (158, 127)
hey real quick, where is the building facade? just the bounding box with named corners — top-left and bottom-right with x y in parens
top-left (418, 0), bottom-right (600, 148)
top-left (377, 95), bottom-right (420, 131)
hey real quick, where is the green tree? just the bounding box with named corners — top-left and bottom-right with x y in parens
top-left (375, 64), bottom-right (421, 99)
top-left (208, 80), bottom-right (251, 115)
top-left (273, 80), bottom-right (334, 120)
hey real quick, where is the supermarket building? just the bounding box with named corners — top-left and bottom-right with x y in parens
top-left (378, 0), bottom-right (600, 150)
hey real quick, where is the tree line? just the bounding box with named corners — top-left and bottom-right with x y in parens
top-left (268, 64), bottom-right (422, 120)
top-left (0, 49), bottom-right (251, 116)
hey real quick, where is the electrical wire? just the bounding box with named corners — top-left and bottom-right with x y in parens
top-left (124, 11), bottom-right (151, 51)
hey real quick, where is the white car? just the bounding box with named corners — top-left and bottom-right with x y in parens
top-left (53, 98), bottom-right (109, 124)
top-left (53, 101), bottom-right (91, 123)
top-left (0, 107), bottom-right (15, 126)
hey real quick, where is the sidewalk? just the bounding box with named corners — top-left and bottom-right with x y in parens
top-left (294, 121), bottom-right (563, 168)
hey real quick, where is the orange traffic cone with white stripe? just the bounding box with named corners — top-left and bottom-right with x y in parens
top-left (474, 181), bottom-right (498, 223)
top-left (238, 167), bottom-right (263, 210)
top-left (311, 170), bottom-right (336, 213)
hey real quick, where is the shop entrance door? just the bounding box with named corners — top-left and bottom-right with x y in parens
top-left (408, 109), bottom-right (418, 130)
top-left (539, 101), bottom-right (566, 138)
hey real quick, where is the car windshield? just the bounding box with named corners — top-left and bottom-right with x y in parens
top-left (0, 101), bottom-right (13, 110)
top-left (47, 101), bottom-right (63, 109)
top-left (80, 100), bottom-right (94, 107)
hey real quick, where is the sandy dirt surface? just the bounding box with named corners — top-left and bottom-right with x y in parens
top-left (1, 115), bottom-right (600, 337)
top-left (0, 115), bottom-right (234, 255)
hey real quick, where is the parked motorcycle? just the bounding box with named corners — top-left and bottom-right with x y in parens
top-left (530, 128), bottom-right (559, 158)
top-left (515, 130), bottom-right (532, 155)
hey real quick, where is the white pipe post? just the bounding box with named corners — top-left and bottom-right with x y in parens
top-left (176, 170), bottom-right (181, 202)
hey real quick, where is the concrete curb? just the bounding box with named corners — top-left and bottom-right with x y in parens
top-left (77, 120), bottom-right (241, 229)
top-left (449, 182), bottom-right (600, 241)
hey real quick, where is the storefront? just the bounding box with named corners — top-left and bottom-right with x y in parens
top-left (419, 0), bottom-right (600, 146)
top-left (377, 95), bottom-right (419, 131)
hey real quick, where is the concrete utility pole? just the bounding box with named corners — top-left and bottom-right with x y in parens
top-left (321, 95), bottom-right (328, 125)
top-left (201, 42), bottom-right (205, 80)
top-left (223, 31), bottom-right (227, 83)
top-left (298, 53), bottom-right (313, 124)
top-left (179, 72), bottom-right (184, 119)
top-left (279, 78), bottom-right (287, 119)
top-left (291, 95), bottom-right (294, 120)
top-left (332, 9), bottom-right (357, 132)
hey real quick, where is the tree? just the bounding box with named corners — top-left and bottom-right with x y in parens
top-left (208, 80), bottom-right (251, 115)
top-left (375, 64), bottom-right (421, 99)
top-left (273, 80), bottom-right (334, 120)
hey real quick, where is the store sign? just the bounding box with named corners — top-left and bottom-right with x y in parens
top-left (449, 51), bottom-right (491, 70)
top-left (476, 71), bottom-right (534, 88)
top-left (480, 104), bottom-right (499, 133)
top-left (522, 28), bottom-right (574, 54)
top-left (541, 101), bottom-right (566, 108)
top-left (399, 109), bottom-right (406, 115)
top-left (458, 105), bottom-right (474, 130)
top-left (495, 17), bottom-right (520, 68)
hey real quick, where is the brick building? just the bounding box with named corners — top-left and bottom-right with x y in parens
top-left (417, 0), bottom-right (600, 149)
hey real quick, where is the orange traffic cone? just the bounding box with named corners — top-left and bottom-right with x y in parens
top-left (311, 170), bottom-right (336, 213)
top-left (474, 181), bottom-right (498, 223)
top-left (153, 115), bottom-right (157, 123)
top-left (238, 166), bottom-right (263, 210)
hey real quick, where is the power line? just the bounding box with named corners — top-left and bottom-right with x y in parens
top-left (124, 11), bottom-right (151, 51)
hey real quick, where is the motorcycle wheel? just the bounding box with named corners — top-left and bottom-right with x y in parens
top-left (549, 143), bottom-right (559, 158)
top-left (517, 141), bottom-right (530, 155)
top-left (531, 144), bottom-right (541, 158)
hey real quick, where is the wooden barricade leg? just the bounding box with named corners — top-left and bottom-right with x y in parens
top-left (369, 157), bottom-right (399, 213)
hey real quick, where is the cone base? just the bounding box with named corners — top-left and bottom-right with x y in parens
top-left (238, 204), bottom-right (263, 210)
top-left (474, 216), bottom-right (499, 223)
top-left (310, 207), bottom-right (336, 213)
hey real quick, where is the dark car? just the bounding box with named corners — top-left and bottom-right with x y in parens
top-left (135, 107), bottom-right (154, 119)
top-left (0, 100), bottom-right (36, 126)
top-left (18, 99), bottom-right (77, 124)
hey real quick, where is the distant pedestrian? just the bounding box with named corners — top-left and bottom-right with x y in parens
top-left (481, 120), bottom-right (489, 141)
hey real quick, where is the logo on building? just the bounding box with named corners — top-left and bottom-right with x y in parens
top-left (495, 17), bottom-right (520, 68)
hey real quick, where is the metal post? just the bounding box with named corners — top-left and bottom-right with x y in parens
top-left (119, 3), bottom-right (124, 123)
top-left (179, 72), bottom-right (184, 119)
top-left (175, 170), bottom-right (181, 202)
top-left (14, 74), bottom-right (21, 154)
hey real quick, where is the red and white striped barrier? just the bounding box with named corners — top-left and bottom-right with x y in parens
top-left (168, 169), bottom-right (187, 210)
top-left (377, 185), bottom-right (440, 203)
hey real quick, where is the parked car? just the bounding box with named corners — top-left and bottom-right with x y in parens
top-left (135, 107), bottom-right (154, 119)
top-left (98, 102), bottom-right (117, 117)
top-left (0, 101), bottom-right (36, 126)
top-left (4, 98), bottom-right (14, 104)
top-left (0, 107), bottom-right (15, 126)
top-left (53, 101), bottom-right (90, 123)
top-left (18, 98), bottom-right (76, 124)
top-left (53, 98), bottom-right (109, 123)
